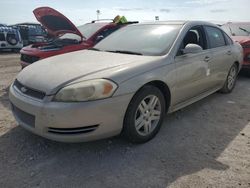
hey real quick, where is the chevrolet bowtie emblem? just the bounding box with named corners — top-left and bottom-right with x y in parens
top-left (20, 87), bottom-right (27, 93)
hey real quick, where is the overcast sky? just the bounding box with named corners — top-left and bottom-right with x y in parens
top-left (0, 0), bottom-right (249, 26)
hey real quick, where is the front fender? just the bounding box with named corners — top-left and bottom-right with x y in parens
top-left (113, 62), bottom-right (176, 98)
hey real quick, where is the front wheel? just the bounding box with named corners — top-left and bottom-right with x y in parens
top-left (123, 85), bottom-right (166, 143)
top-left (220, 63), bottom-right (238, 93)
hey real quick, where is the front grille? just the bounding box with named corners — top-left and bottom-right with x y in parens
top-left (20, 54), bottom-right (40, 64)
top-left (12, 104), bottom-right (35, 128)
top-left (48, 125), bottom-right (99, 135)
top-left (13, 79), bottom-right (46, 100)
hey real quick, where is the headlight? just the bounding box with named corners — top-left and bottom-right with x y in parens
top-left (54, 79), bottom-right (118, 102)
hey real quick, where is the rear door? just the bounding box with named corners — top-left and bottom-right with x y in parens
top-left (203, 26), bottom-right (233, 87)
top-left (174, 26), bottom-right (213, 104)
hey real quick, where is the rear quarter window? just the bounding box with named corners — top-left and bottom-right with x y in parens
top-left (205, 26), bottom-right (226, 48)
top-left (221, 25), bottom-right (231, 36)
top-left (224, 33), bottom-right (233, 45)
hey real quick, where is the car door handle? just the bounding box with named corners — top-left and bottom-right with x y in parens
top-left (227, 50), bottom-right (232, 55)
top-left (204, 56), bottom-right (211, 62)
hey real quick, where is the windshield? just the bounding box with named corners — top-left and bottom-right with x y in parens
top-left (78, 23), bottom-right (107, 39)
top-left (27, 25), bottom-right (46, 36)
top-left (60, 23), bottom-right (107, 40)
top-left (94, 24), bottom-right (182, 56)
top-left (222, 23), bottom-right (250, 36)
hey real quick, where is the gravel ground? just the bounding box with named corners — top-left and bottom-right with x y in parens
top-left (0, 53), bottom-right (250, 188)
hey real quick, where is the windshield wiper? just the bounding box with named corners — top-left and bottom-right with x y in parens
top-left (106, 50), bottom-right (143, 55)
top-left (239, 27), bottom-right (250, 35)
top-left (88, 47), bottom-right (101, 51)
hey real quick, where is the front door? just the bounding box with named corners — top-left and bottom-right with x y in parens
top-left (174, 26), bottom-right (212, 105)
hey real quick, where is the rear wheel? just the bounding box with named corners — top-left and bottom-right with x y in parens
top-left (220, 63), bottom-right (238, 93)
top-left (123, 85), bottom-right (166, 143)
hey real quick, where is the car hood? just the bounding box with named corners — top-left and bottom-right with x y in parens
top-left (33, 7), bottom-right (84, 39)
top-left (17, 50), bottom-right (158, 95)
top-left (231, 36), bottom-right (250, 44)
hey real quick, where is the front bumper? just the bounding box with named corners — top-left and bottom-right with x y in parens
top-left (9, 84), bottom-right (133, 142)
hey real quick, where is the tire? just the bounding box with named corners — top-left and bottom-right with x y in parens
top-left (122, 85), bottom-right (166, 143)
top-left (220, 63), bottom-right (238, 93)
top-left (6, 33), bottom-right (18, 46)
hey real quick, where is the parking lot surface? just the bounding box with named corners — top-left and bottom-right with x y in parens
top-left (0, 53), bottom-right (250, 188)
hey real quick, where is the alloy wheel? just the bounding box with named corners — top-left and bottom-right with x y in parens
top-left (134, 95), bottom-right (161, 136)
top-left (227, 66), bottom-right (237, 90)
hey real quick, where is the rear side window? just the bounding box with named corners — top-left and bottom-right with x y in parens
top-left (205, 26), bottom-right (226, 48)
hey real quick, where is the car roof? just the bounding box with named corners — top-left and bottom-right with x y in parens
top-left (138, 21), bottom-right (187, 25)
top-left (222, 22), bottom-right (250, 25)
top-left (77, 22), bottom-right (110, 28)
top-left (128, 20), bottom-right (219, 28)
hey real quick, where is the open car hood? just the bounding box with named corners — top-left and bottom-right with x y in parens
top-left (33, 7), bottom-right (84, 39)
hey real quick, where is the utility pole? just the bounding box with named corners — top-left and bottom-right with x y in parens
top-left (96, 10), bottom-right (101, 20)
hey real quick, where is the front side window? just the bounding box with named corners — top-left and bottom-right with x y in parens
top-left (205, 26), bottom-right (226, 48)
top-left (95, 24), bottom-right (182, 56)
top-left (177, 26), bottom-right (207, 55)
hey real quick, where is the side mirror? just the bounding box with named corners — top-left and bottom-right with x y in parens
top-left (182, 44), bottom-right (203, 54)
top-left (96, 35), bottom-right (104, 43)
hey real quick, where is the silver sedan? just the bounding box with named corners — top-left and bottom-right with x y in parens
top-left (9, 21), bottom-right (243, 143)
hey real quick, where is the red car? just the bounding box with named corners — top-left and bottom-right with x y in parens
top-left (221, 22), bottom-right (250, 71)
top-left (20, 7), bottom-right (137, 68)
